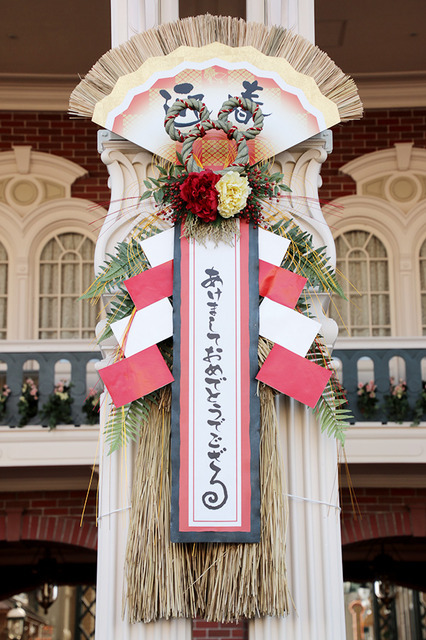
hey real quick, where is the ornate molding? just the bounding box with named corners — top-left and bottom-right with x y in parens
top-left (340, 144), bottom-right (426, 215)
top-left (0, 74), bottom-right (77, 111)
top-left (0, 147), bottom-right (87, 216)
top-left (0, 426), bottom-right (99, 468)
top-left (344, 425), bottom-right (426, 464)
top-left (354, 71), bottom-right (426, 108)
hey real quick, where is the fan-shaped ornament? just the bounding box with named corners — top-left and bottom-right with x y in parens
top-left (72, 14), bottom-right (361, 624)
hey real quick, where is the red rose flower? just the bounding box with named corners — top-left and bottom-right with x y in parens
top-left (180, 170), bottom-right (221, 222)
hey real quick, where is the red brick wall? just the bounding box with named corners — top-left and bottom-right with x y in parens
top-left (0, 111), bottom-right (110, 204)
top-left (0, 489), bottom-right (97, 549)
top-left (0, 489), bottom-right (96, 519)
top-left (320, 108), bottom-right (426, 202)
top-left (193, 620), bottom-right (248, 640)
top-left (2, 108), bottom-right (425, 207)
top-left (341, 486), bottom-right (426, 516)
top-left (340, 486), bottom-right (426, 545)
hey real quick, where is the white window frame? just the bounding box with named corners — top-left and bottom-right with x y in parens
top-left (331, 229), bottom-right (392, 337)
top-left (37, 231), bottom-right (98, 341)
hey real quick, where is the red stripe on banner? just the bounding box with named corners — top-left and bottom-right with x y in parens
top-left (256, 343), bottom-right (332, 408)
top-left (179, 236), bottom-right (190, 533)
top-left (99, 346), bottom-right (174, 408)
top-left (259, 260), bottom-right (306, 308)
top-left (124, 260), bottom-right (173, 309)
top-left (239, 222), bottom-right (251, 532)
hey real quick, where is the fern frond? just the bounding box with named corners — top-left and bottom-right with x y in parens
top-left (313, 389), bottom-right (351, 445)
top-left (104, 394), bottom-right (159, 454)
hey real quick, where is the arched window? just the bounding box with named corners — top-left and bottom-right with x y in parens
top-left (420, 239), bottom-right (426, 336)
top-left (330, 230), bottom-right (391, 337)
top-left (0, 242), bottom-right (7, 339)
top-left (38, 233), bottom-right (98, 339)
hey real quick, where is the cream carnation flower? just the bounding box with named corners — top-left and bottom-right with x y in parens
top-left (216, 171), bottom-right (251, 218)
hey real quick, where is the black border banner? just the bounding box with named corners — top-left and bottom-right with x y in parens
top-left (171, 223), bottom-right (260, 543)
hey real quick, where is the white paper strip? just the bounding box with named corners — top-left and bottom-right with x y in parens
top-left (111, 298), bottom-right (173, 357)
top-left (140, 227), bottom-right (175, 267)
top-left (259, 298), bottom-right (321, 357)
top-left (187, 236), bottom-right (242, 527)
top-left (258, 227), bottom-right (290, 267)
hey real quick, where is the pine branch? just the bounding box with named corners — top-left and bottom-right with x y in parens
top-left (81, 240), bottom-right (150, 302)
top-left (98, 290), bottom-right (135, 342)
top-left (272, 219), bottom-right (345, 299)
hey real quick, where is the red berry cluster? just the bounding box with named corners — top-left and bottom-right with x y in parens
top-left (242, 166), bottom-right (281, 226)
top-left (151, 164), bottom-right (284, 228)
top-left (155, 175), bottom-right (188, 224)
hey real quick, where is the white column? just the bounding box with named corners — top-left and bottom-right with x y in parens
top-left (246, 0), bottom-right (315, 43)
top-left (110, 0), bottom-right (178, 47)
top-left (94, 135), bottom-right (191, 639)
top-left (95, 387), bottom-right (191, 640)
top-left (102, 2), bottom-right (344, 638)
top-left (62, 586), bottom-right (73, 640)
top-left (249, 307), bottom-right (346, 639)
top-left (249, 146), bottom-right (347, 640)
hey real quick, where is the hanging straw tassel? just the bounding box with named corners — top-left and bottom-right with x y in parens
top-left (69, 15), bottom-right (362, 124)
top-left (123, 389), bottom-right (196, 621)
top-left (123, 378), bottom-right (289, 622)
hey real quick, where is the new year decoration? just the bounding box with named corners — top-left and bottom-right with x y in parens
top-left (71, 14), bottom-right (361, 623)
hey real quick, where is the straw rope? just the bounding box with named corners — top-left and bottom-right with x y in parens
top-left (164, 96), bottom-right (263, 173)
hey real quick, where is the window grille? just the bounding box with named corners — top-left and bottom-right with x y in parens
top-left (75, 585), bottom-right (96, 640)
top-left (0, 242), bottom-right (7, 339)
top-left (420, 239), bottom-right (426, 336)
top-left (330, 231), bottom-right (391, 337)
top-left (38, 233), bottom-right (98, 339)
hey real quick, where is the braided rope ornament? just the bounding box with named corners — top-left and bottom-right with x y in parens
top-left (164, 97), bottom-right (264, 173)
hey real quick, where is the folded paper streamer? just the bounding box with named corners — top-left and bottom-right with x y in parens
top-left (259, 260), bottom-right (307, 308)
top-left (258, 227), bottom-right (290, 265)
top-left (256, 344), bottom-right (331, 407)
top-left (111, 298), bottom-right (173, 358)
top-left (124, 260), bottom-right (173, 308)
top-left (100, 225), bottom-right (331, 411)
top-left (99, 346), bottom-right (173, 407)
top-left (257, 234), bottom-right (332, 404)
top-left (99, 239), bottom-right (176, 407)
top-left (140, 228), bottom-right (174, 266)
top-left (259, 298), bottom-right (320, 355)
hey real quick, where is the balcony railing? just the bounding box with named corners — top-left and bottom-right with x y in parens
top-left (1, 338), bottom-right (425, 427)
top-left (0, 341), bottom-right (102, 428)
top-left (333, 337), bottom-right (426, 424)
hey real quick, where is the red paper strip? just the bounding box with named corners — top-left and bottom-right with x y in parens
top-left (256, 344), bottom-right (331, 408)
top-left (124, 260), bottom-right (173, 309)
top-left (259, 260), bottom-right (306, 308)
top-left (99, 346), bottom-right (173, 407)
